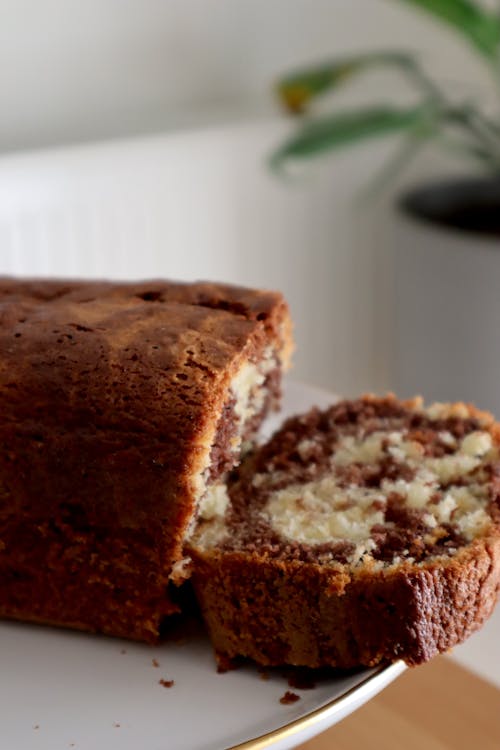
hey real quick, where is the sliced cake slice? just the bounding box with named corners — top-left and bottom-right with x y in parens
top-left (188, 395), bottom-right (500, 668)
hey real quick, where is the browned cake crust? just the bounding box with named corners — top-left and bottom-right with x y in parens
top-left (189, 396), bottom-right (500, 668)
top-left (0, 277), bottom-right (292, 642)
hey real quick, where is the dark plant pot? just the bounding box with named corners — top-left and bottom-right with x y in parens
top-left (399, 175), bottom-right (500, 237)
top-left (393, 175), bottom-right (500, 416)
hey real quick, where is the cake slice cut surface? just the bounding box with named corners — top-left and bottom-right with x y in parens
top-left (189, 395), bottom-right (500, 668)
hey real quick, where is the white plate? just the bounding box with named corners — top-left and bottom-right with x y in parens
top-left (0, 381), bottom-right (406, 750)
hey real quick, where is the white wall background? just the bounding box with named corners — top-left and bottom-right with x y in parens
top-left (0, 0), bottom-right (493, 152)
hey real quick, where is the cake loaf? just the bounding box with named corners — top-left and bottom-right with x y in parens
top-left (0, 277), bottom-right (292, 642)
top-left (189, 395), bottom-right (500, 668)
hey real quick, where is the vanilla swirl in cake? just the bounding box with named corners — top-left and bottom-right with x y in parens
top-left (190, 396), bottom-right (500, 669)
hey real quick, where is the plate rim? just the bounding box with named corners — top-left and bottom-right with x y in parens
top-left (227, 661), bottom-right (406, 750)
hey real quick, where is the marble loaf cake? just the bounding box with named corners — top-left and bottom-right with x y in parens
top-left (189, 395), bottom-right (500, 668)
top-left (0, 278), bottom-right (292, 641)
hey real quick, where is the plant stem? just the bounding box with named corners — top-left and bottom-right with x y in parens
top-left (436, 133), bottom-right (493, 167)
top-left (405, 61), bottom-right (446, 102)
top-left (360, 131), bottom-right (429, 199)
top-left (487, 6), bottom-right (500, 107)
top-left (407, 47), bottom-right (500, 163)
top-left (458, 106), bottom-right (500, 168)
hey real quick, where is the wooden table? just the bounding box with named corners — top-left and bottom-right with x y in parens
top-left (298, 657), bottom-right (500, 750)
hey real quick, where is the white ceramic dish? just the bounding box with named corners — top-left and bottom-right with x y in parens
top-left (0, 381), bottom-right (406, 750)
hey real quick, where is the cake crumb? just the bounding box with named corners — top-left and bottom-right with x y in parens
top-left (152, 658), bottom-right (160, 668)
top-left (120, 649), bottom-right (127, 655)
top-left (258, 669), bottom-right (269, 681)
top-left (280, 691), bottom-right (300, 705)
top-left (33, 725), bottom-right (40, 730)
top-left (159, 678), bottom-right (174, 688)
top-left (113, 722), bottom-right (120, 728)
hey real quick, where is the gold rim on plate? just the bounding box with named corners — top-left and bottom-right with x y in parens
top-left (227, 661), bottom-right (406, 750)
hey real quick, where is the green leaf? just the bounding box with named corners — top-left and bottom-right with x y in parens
top-left (398, 0), bottom-right (500, 59)
top-left (270, 105), bottom-right (436, 168)
top-left (277, 51), bottom-right (420, 113)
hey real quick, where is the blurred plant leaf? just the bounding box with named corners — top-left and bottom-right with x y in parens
top-left (271, 0), bottom-right (500, 187)
top-left (277, 52), bottom-right (423, 114)
top-left (270, 105), bottom-right (436, 168)
top-left (398, 0), bottom-right (500, 59)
